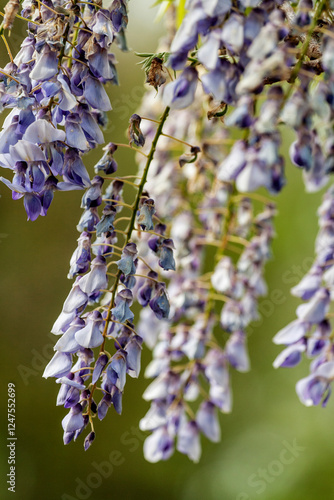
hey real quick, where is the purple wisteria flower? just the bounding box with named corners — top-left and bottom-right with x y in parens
top-left (163, 67), bottom-right (198, 110)
top-left (0, 0), bottom-right (128, 219)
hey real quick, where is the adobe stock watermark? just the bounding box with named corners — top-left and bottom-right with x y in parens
top-left (236, 439), bottom-right (306, 500)
top-left (61, 425), bottom-right (146, 500)
top-left (17, 332), bottom-right (55, 385)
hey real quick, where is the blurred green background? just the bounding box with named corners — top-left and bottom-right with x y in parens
top-left (1, 1), bottom-right (333, 499)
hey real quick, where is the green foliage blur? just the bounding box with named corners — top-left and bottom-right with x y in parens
top-left (0, 1), bottom-right (333, 499)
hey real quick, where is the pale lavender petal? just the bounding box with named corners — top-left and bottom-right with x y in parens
top-left (43, 351), bottom-right (72, 378)
top-left (196, 401), bottom-right (221, 442)
top-left (143, 427), bottom-right (174, 463)
top-left (273, 320), bottom-right (308, 345)
top-left (23, 119), bottom-right (65, 144)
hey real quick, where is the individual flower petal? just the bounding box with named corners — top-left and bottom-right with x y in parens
top-left (273, 320), bottom-right (309, 345)
top-left (125, 336), bottom-right (142, 378)
top-left (75, 311), bottom-right (104, 348)
top-left (54, 319), bottom-right (85, 354)
top-left (226, 331), bottom-right (250, 372)
top-left (163, 67), bottom-right (198, 110)
top-left (116, 243), bottom-right (137, 276)
top-left (150, 283), bottom-right (170, 320)
top-left (83, 74), bottom-right (112, 111)
top-left (211, 257), bottom-right (235, 293)
top-left (143, 427), bottom-right (174, 463)
top-left (63, 280), bottom-right (88, 314)
top-left (43, 352), bottom-right (72, 378)
top-left (139, 402), bottom-right (167, 431)
top-left (196, 401), bottom-right (221, 443)
top-left (62, 403), bottom-right (85, 432)
top-left (78, 256), bottom-right (108, 297)
top-left (30, 46), bottom-right (58, 81)
top-left (23, 119), bottom-right (65, 144)
top-left (111, 289), bottom-right (134, 323)
top-left (296, 375), bottom-right (329, 407)
top-left (296, 288), bottom-right (330, 323)
top-left (177, 421), bottom-right (201, 463)
top-left (273, 342), bottom-right (305, 368)
top-left (107, 351), bottom-right (127, 391)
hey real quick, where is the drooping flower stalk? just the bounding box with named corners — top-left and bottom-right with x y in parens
top-left (43, 106), bottom-right (176, 447)
top-left (82, 107), bottom-right (171, 431)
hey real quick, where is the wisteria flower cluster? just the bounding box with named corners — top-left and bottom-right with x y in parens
top-left (2, 0), bottom-right (334, 463)
top-left (0, 0), bottom-right (126, 220)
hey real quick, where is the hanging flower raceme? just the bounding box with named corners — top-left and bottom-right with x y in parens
top-left (130, 81), bottom-right (276, 462)
top-left (0, 0), bottom-right (129, 219)
top-left (139, 192), bottom-right (276, 462)
top-left (41, 97), bottom-right (179, 449)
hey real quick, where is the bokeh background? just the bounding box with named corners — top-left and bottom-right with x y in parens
top-left (0, 1), bottom-right (333, 499)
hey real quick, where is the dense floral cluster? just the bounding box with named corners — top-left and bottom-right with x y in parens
top-left (2, 0), bottom-right (334, 462)
top-left (43, 140), bottom-right (178, 447)
top-left (133, 89), bottom-right (276, 461)
top-left (0, 0), bottom-right (127, 220)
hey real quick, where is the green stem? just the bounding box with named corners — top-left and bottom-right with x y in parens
top-left (104, 106), bottom-right (170, 333)
top-left (86, 106), bottom-right (170, 423)
top-left (284, 0), bottom-right (327, 102)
